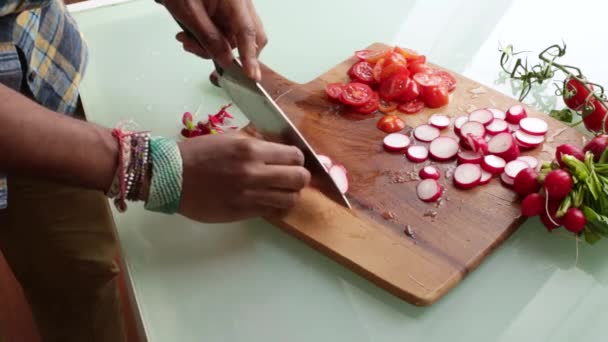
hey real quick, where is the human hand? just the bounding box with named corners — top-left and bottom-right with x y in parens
top-left (176, 133), bottom-right (310, 223)
top-left (163, 0), bottom-right (268, 81)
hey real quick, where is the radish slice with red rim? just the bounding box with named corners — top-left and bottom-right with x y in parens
top-left (517, 156), bottom-right (539, 169)
top-left (479, 170), bottom-right (493, 185)
top-left (487, 108), bottom-right (506, 120)
top-left (459, 121), bottom-right (486, 139)
top-left (317, 155), bottom-right (333, 171)
top-left (429, 136), bottom-right (459, 161)
top-left (414, 124), bottom-right (441, 142)
top-left (454, 116), bottom-right (468, 135)
top-left (406, 145), bottom-right (429, 163)
top-left (457, 151), bottom-right (483, 164)
top-left (488, 132), bottom-right (520, 161)
top-left (481, 155), bottom-right (506, 174)
top-left (515, 130), bottom-right (544, 146)
top-left (500, 172), bottom-right (514, 187)
top-left (419, 166), bottom-right (440, 180)
top-left (383, 133), bottom-right (411, 152)
top-left (518, 117), bottom-right (548, 136)
top-left (468, 109), bottom-right (494, 126)
top-left (453, 163), bottom-right (482, 189)
top-left (506, 104), bottom-right (528, 124)
top-left (486, 118), bottom-right (509, 135)
top-left (428, 114), bottom-right (451, 129)
top-left (417, 179), bottom-right (444, 202)
top-left (329, 165), bottom-right (349, 194)
top-left (504, 160), bottom-right (529, 179)
top-left (466, 134), bottom-right (489, 155)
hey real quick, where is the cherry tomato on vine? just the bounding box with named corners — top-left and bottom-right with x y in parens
top-left (563, 77), bottom-right (593, 110)
top-left (377, 115), bottom-right (405, 133)
top-left (583, 99), bottom-right (608, 133)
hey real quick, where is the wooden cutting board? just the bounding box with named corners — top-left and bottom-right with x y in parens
top-left (256, 43), bottom-right (584, 306)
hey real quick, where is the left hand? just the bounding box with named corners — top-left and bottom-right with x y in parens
top-left (163, 0), bottom-right (268, 81)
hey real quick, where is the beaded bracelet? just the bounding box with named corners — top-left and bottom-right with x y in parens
top-left (144, 137), bottom-right (183, 214)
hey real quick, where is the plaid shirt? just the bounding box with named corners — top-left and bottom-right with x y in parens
top-left (0, 0), bottom-right (88, 208)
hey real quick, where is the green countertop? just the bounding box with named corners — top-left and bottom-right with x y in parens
top-left (73, 1), bottom-right (608, 341)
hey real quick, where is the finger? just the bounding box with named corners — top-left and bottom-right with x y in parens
top-left (250, 140), bottom-right (305, 166)
top-left (250, 165), bottom-right (311, 191)
top-left (182, 0), bottom-right (233, 67)
top-left (244, 189), bottom-right (301, 209)
top-left (246, 0), bottom-right (268, 57)
top-left (177, 32), bottom-right (211, 58)
top-left (232, 0), bottom-right (261, 81)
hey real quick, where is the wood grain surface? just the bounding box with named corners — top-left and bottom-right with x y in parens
top-left (259, 43), bottom-right (584, 305)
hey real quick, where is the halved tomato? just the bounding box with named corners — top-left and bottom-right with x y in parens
top-left (377, 115), bottom-right (405, 133)
top-left (373, 58), bottom-right (386, 83)
top-left (413, 73), bottom-right (443, 88)
top-left (429, 70), bottom-right (457, 92)
top-left (421, 86), bottom-right (449, 108)
top-left (348, 61), bottom-right (375, 84)
top-left (378, 99), bottom-right (398, 113)
top-left (325, 83), bottom-right (343, 100)
top-left (394, 47), bottom-right (426, 64)
top-left (355, 92), bottom-right (380, 114)
top-left (379, 73), bottom-right (410, 101)
top-left (385, 52), bottom-right (408, 67)
top-left (380, 63), bottom-right (409, 81)
top-left (340, 82), bottom-right (374, 107)
top-left (398, 99), bottom-right (425, 114)
top-left (354, 50), bottom-right (374, 61)
top-left (399, 77), bottom-right (419, 102)
top-left (358, 49), bottom-right (391, 63)
top-left (408, 63), bottom-right (433, 76)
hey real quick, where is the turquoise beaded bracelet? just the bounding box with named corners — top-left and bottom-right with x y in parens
top-left (144, 137), bottom-right (183, 214)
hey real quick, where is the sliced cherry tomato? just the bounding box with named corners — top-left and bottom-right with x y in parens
top-left (583, 100), bottom-right (608, 133)
top-left (377, 115), bottom-right (405, 133)
top-left (354, 49), bottom-right (374, 61)
top-left (564, 77), bottom-right (593, 110)
top-left (325, 83), bottom-right (343, 100)
top-left (355, 92), bottom-right (379, 114)
top-left (394, 47), bottom-right (422, 60)
top-left (348, 61), bottom-right (375, 84)
top-left (340, 82), bottom-right (373, 107)
top-left (408, 63), bottom-right (433, 76)
top-left (373, 58), bottom-right (386, 83)
top-left (363, 49), bottom-right (391, 63)
top-left (380, 63), bottom-right (409, 81)
top-left (378, 99), bottom-right (398, 113)
top-left (398, 98), bottom-right (425, 114)
top-left (399, 77), bottom-right (419, 102)
top-left (429, 70), bottom-right (457, 92)
top-left (379, 73), bottom-right (410, 101)
top-left (421, 86), bottom-right (449, 108)
top-left (385, 52), bottom-right (408, 67)
top-left (413, 72), bottom-right (443, 88)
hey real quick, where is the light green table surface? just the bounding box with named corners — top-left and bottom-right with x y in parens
top-left (73, 1), bottom-right (608, 341)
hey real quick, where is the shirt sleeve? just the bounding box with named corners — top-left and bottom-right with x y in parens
top-left (0, 0), bottom-right (53, 16)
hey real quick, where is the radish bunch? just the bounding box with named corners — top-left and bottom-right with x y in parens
top-left (380, 104), bottom-right (548, 203)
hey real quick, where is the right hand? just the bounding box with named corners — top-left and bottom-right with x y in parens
top-left (177, 133), bottom-right (310, 222)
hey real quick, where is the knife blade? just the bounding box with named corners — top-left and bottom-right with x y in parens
top-left (215, 60), bottom-right (351, 209)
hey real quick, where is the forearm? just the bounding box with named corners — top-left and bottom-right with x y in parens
top-left (0, 84), bottom-right (117, 192)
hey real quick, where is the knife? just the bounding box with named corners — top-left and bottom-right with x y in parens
top-left (215, 60), bottom-right (351, 209)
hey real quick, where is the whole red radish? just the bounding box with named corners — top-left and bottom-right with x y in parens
top-left (544, 169), bottom-right (573, 200)
top-left (541, 200), bottom-right (562, 231)
top-left (563, 208), bottom-right (586, 234)
top-left (521, 193), bottom-right (545, 217)
top-left (555, 144), bottom-right (585, 167)
top-left (513, 168), bottom-right (541, 196)
top-left (583, 135), bottom-right (608, 161)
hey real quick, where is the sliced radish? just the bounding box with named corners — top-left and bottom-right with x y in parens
top-left (406, 145), bottom-right (429, 163)
top-left (468, 109), bottom-right (494, 126)
top-left (506, 104), bottom-right (527, 124)
top-left (414, 124), bottom-right (441, 142)
top-left (514, 130), bottom-right (544, 146)
top-left (459, 121), bottom-right (486, 139)
top-left (517, 156), bottom-right (539, 170)
top-left (428, 114), bottom-right (451, 130)
top-left (329, 165), bottom-right (349, 194)
top-left (383, 133), bottom-right (411, 152)
top-left (479, 170), bottom-right (493, 185)
top-left (466, 134), bottom-right (489, 155)
top-left (481, 155), bottom-right (506, 174)
top-left (487, 108), bottom-right (506, 120)
top-left (317, 155), bottom-right (333, 171)
top-left (500, 172), bottom-right (514, 187)
top-left (519, 117), bottom-right (548, 136)
top-left (454, 116), bottom-right (469, 135)
top-left (488, 132), bottom-right (520, 161)
top-left (417, 179), bottom-right (444, 202)
top-left (453, 163), bottom-right (482, 189)
top-left (486, 118), bottom-right (509, 135)
top-left (504, 160), bottom-right (529, 179)
top-left (457, 151), bottom-right (483, 164)
top-left (429, 136), bottom-right (459, 161)
top-left (419, 166), bottom-right (440, 180)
